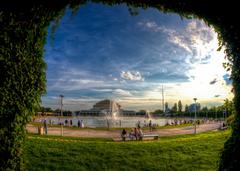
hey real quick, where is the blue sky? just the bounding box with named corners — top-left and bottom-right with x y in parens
top-left (42, 2), bottom-right (232, 111)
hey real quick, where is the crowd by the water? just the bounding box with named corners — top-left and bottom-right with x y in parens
top-left (33, 116), bottom-right (221, 128)
top-left (33, 116), bottom-right (225, 137)
top-left (120, 118), bottom-right (225, 141)
top-left (38, 118), bottom-right (86, 127)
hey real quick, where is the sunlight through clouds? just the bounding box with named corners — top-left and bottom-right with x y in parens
top-left (42, 3), bottom-right (233, 111)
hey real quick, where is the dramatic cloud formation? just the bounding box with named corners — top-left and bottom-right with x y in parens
top-left (42, 3), bottom-right (233, 111)
top-left (138, 20), bottom-right (216, 64)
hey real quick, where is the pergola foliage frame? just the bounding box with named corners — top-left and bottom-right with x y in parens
top-left (1, 0), bottom-right (239, 170)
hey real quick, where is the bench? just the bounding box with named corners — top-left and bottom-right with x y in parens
top-left (118, 134), bottom-right (159, 141)
top-left (142, 134), bottom-right (159, 140)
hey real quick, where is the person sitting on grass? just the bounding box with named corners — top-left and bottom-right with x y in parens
top-left (121, 129), bottom-right (127, 141)
top-left (129, 128), bottom-right (134, 140)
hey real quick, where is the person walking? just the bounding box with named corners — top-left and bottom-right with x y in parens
top-left (134, 127), bottom-right (139, 140)
top-left (149, 120), bottom-right (152, 132)
top-left (121, 129), bottom-right (127, 141)
top-left (137, 120), bottom-right (141, 128)
top-left (80, 120), bottom-right (84, 128)
top-left (138, 128), bottom-right (143, 141)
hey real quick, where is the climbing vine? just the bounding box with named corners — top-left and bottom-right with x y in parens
top-left (0, 0), bottom-right (239, 170)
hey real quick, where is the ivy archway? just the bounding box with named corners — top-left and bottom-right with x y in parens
top-left (1, 1), bottom-right (239, 170)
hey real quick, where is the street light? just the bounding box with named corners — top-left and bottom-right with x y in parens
top-left (60, 95), bottom-right (64, 116)
top-left (59, 95), bottom-right (64, 136)
top-left (193, 98), bottom-right (197, 134)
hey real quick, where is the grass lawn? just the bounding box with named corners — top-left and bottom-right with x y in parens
top-left (25, 130), bottom-right (230, 171)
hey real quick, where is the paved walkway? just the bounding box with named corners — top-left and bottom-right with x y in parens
top-left (27, 122), bottom-right (221, 140)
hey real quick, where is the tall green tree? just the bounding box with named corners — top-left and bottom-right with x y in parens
top-left (171, 103), bottom-right (177, 113)
top-left (165, 102), bottom-right (169, 112)
top-left (178, 100), bottom-right (183, 113)
top-left (38, 106), bottom-right (54, 113)
top-left (185, 104), bottom-right (189, 112)
top-left (196, 103), bottom-right (201, 111)
top-left (222, 98), bottom-right (235, 117)
top-left (153, 109), bottom-right (163, 114)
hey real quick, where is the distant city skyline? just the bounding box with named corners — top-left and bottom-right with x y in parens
top-left (42, 2), bottom-right (233, 111)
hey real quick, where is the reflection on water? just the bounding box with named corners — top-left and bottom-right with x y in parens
top-left (34, 116), bottom-right (190, 128)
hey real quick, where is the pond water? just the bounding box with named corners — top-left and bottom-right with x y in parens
top-left (34, 116), bottom-right (191, 128)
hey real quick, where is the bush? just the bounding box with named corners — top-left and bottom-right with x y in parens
top-left (226, 114), bottom-right (235, 127)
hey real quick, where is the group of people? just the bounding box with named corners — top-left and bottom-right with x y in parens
top-left (62, 119), bottom-right (73, 126)
top-left (56, 119), bottom-right (84, 128)
top-left (121, 127), bottom-right (144, 141)
top-left (42, 118), bottom-right (85, 129)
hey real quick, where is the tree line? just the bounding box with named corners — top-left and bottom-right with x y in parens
top-left (38, 98), bottom-right (235, 119)
top-left (37, 106), bottom-right (72, 116)
top-left (151, 99), bottom-right (234, 118)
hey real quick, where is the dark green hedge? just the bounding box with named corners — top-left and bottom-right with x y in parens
top-left (1, 0), bottom-right (239, 170)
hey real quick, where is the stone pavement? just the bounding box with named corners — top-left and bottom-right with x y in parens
top-left (27, 122), bottom-right (221, 141)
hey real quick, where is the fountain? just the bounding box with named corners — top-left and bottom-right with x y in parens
top-left (99, 99), bottom-right (121, 128)
top-left (145, 110), bottom-right (152, 119)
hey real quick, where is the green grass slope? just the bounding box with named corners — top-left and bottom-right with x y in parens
top-left (25, 130), bottom-right (230, 171)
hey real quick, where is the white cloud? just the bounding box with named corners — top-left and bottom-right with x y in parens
top-left (43, 16), bottom-right (231, 111)
top-left (91, 88), bottom-right (113, 92)
top-left (168, 35), bottom-right (192, 53)
top-left (47, 66), bottom-right (119, 91)
top-left (138, 21), bottom-right (171, 33)
top-left (120, 71), bottom-right (144, 81)
top-left (70, 79), bottom-right (104, 84)
top-left (41, 96), bottom-right (104, 110)
top-left (138, 20), bottom-right (217, 64)
top-left (49, 78), bottom-right (109, 91)
top-left (113, 89), bottom-right (133, 96)
top-left (144, 21), bottom-right (158, 29)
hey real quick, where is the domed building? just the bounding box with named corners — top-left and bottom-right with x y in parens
top-left (93, 99), bottom-right (121, 111)
top-left (77, 99), bottom-right (122, 116)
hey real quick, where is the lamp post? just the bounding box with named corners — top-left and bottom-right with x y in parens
top-left (60, 95), bottom-right (64, 116)
top-left (193, 98), bottom-right (197, 134)
top-left (59, 95), bottom-right (64, 136)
